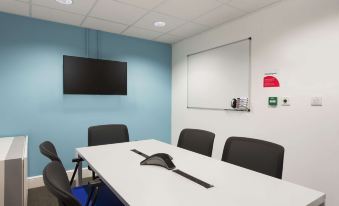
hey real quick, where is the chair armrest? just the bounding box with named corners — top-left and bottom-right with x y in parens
top-left (72, 157), bottom-right (83, 163)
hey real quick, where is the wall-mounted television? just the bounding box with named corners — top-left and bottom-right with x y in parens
top-left (63, 55), bottom-right (127, 95)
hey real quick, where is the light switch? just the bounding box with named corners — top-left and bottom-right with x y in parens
top-left (311, 97), bottom-right (322, 106)
top-left (281, 97), bottom-right (290, 106)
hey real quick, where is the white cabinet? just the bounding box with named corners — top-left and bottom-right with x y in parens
top-left (0, 136), bottom-right (28, 206)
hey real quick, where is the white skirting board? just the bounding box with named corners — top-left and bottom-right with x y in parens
top-left (28, 168), bottom-right (92, 189)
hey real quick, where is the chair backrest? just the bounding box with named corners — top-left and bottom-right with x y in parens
top-left (222, 137), bottom-right (285, 179)
top-left (177, 129), bottom-right (215, 157)
top-left (39, 141), bottom-right (61, 162)
top-left (88, 124), bottom-right (129, 146)
top-left (43, 161), bottom-right (81, 206)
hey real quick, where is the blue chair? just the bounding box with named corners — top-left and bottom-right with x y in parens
top-left (43, 160), bottom-right (124, 206)
top-left (40, 141), bottom-right (124, 206)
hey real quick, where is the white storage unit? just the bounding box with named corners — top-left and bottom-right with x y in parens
top-left (0, 136), bottom-right (28, 206)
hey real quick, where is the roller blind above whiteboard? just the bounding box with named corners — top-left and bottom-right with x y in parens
top-left (187, 38), bottom-right (251, 111)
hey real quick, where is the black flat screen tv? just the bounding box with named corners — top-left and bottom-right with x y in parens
top-left (63, 55), bottom-right (127, 95)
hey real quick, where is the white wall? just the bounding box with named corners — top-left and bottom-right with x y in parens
top-left (171, 0), bottom-right (339, 205)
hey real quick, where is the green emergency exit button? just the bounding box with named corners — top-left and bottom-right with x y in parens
top-left (268, 97), bottom-right (278, 106)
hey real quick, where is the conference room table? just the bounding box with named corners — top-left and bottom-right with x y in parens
top-left (76, 139), bottom-right (325, 206)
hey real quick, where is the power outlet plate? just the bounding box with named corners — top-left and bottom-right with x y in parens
top-left (281, 97), bottom-right (290, 106)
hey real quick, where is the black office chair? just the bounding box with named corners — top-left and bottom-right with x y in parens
top-left (221, 137), bottom-right (285, 179)
top-left (39, 141), bottom-right (82, 186)
top-left (177, 129), bottom-right (215, 157)
top-left (88, 124), bottom-right (129, 178)
top-left (88, 124), bottom-right (129, 146)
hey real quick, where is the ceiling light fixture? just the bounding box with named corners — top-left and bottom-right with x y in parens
top-left (56, 0), bottom-right (73, 5)
top-left (154, 21), bottom-right (166, 28)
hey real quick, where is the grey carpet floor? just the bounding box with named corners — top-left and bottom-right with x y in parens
top-left (28, 178), bottom-right (91, 206)
top-left (28, 186), bottom-right (58, 206)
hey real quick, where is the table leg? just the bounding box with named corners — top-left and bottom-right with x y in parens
top-left (77, 154), bottom-right (82, 186)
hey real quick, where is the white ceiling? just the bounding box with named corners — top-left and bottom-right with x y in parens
top-left (0, 0), bottom-right (282, 44)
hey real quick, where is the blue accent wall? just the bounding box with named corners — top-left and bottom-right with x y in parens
top-left (0, 12), bottom-right (172, 177)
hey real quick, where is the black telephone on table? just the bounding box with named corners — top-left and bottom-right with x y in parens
top-left (140, 153), bottom-right (176, 170)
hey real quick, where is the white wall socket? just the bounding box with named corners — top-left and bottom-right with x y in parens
top-left (281, 97), bottom-right (290, 106)
top-left (311, 97), bottom-right (322, 106)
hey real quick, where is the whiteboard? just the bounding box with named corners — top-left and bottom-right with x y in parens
top-left (187, 39), bottom-right (251, 110)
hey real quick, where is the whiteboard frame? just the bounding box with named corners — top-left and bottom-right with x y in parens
top-left (186, 37), bottom-right (252, 112)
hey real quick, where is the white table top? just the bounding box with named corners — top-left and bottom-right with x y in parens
top-left (76, 139), bottom-right (325, 206)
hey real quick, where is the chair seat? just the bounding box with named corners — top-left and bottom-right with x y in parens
top-left (71, 185), bottom-right (91, 206)
top-left (95, 184), bottom-right (124, 206)
top-left (72, 184), bottom-right (124, 206)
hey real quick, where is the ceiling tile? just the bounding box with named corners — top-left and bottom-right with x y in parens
top-left (170, 22), bottom-right (209, 38)
top-left (193, 5), bottom-right (245, 27)
top-left (155, 34), bottom-right (182, 44)
top-left (0, 0), bottom-right (29, 16)
top-left (32, 0), bottom-right (96, 15)
top-left (115, 0), bottom-right (164, 9)
top-left (216, 0), bottom-right (232, 3)
top-left (90, 0), bottom-right (147, 25)
top-left (226, 0), bottom-right (281, 12)
top-left (1, 0), bottom-right (283, 44)
top-left (134, 12), bottom-right (186, 33)
top-left (82, 17), bottom-right (128, 34)
top-left (155, 0), bottom-right (222, 20)
top-left (32, 5), bottom-right (85, 26)
top-left (123, 26), bottom-right (163, 40)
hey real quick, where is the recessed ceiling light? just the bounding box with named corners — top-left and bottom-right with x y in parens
top-left (56, 0), bottom-right (73, 5)
top-left (154, 21), bottom-right (166, 28)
